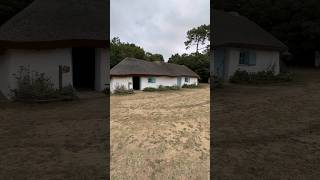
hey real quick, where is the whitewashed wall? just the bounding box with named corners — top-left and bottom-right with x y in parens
top-left (1, 48), bottom-right (72, 98)
top-left (140, 76), bottom-right (178, 90)
top-left (110, 77), bottom-right (132, 93)
top-left (110, 76), bottom-right (198, 93)
top-left (180, 77), bottom-right (198, 86)
top-left (224, 48), bottom-right (280, 80)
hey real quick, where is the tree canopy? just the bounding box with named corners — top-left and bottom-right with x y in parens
top-left (168, 53), bottom-right (209, 83)
top-left (184, 24), bottom-right (210, 53)
top-left (110, 37), bottom-right (164, 68)
top-left (168, 24), bottom-right (210, 83)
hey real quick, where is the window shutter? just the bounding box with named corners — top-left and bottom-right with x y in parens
top-left (249, 51), bottom-right (256, 66)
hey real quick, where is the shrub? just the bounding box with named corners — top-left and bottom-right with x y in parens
top-left (182, 84), bottom-right (199, 88)
top-left (59, 85), bottom-right (79, 101)
top-left (229, 70), bottom-right (293, 84)
top-left (10, 66), bottom-right (78, 102)
top-left (143, 85), bottom-right (180, 92)
top-left (113, 85), bottom-right (134, 95)
top-left (143, 87), bottom-right (158, 92)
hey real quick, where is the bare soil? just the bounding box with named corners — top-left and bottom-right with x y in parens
top-left (111, 85), bottom-right (210, 180)
top-left (0, 92), bottom-right (108, 180)
top-left (212, 68), bottom-right (320, 179)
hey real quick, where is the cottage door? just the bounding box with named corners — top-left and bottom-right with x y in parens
top-left (213, 48), bottom-right (225, 79)
top-left (177, 77), bottom-right (182, 86)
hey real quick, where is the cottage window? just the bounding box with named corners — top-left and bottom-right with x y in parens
top-left (239, 50), bottom-right (256, 66)
top-left (148, 77), bottom-right (156, 83)
top-left (185, 77), bottom-right (190, 82)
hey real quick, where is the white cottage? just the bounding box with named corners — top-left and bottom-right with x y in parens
top-left (0, 0), bottom-right (108, 98)
top-left (110, 58), bottom-right (199, 93)
top-left (212, 10), bottom-right (288, 80)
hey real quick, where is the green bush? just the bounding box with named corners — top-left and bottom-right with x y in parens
top-left (143, 87), bottom-right (158, 92)
top-left (229, 70), bottom-right (293, 84)
top-left (113, 85), bottom-right (134, 95)
top-left (59, 85), bottom-right (79, 101)
top-left (182, 84), bottom-right (199, 88)
top-left (10, 66), bottom-right (78, 102)
top-left (143, 85), bottom-right (180, 92)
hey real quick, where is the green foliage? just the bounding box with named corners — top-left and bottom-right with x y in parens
top-left (10, 66), bottom-right (78, 102)
top-left (110, 37), bottom-right (164, 68)
top-left (168, 53), bottom-right (209, 83)
top-left (182, 84), bottom-right (198, 88)
top-left (145, 52), bottom-right (164, 62)
top-left (143, 85), bottom-right (180, 92)
top-left (229, 70), bottom-right (293, 84)
top-left (184, 24), bottom-right (210, 53)
top-left (113, 85), bottom-right (134, 95)
top-left (59, 85), bottom-right (79, 101)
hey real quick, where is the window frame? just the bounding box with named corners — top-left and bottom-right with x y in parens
top-left (148, 77), bottom-right (156, 83)
top-left (239, 49), bottom-right (256, 66)
top-left (185, 77), bottom-right (190, 83)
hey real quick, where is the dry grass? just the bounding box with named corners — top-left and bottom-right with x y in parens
top-left (111, 84), bottom-right (210, 179)
top-left (212, 68), bottom-right (320, 179)
top-left (0, 92), bottom-right (108, 180)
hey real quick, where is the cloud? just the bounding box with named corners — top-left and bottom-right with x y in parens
top-left (111, 0), bottom-right (210, 61)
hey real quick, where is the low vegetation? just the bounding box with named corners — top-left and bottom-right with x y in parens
top-left (113, 85), bottom-right (134, 95)
top-left (10, 66), bottom-right (78, 102)
top-left (143, 85), bottom-right (180, 92)
top-left (182, 84), bottom-right (199, 88)
top-left (229, 70), bottom-right (293, 84)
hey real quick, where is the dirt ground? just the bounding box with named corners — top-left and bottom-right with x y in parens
top-left (212, 68), bottom-right (320, 179)
top-left (111, 85), bottom-right (210, 179)
top-left (0, 92), bottom-right (108, 180)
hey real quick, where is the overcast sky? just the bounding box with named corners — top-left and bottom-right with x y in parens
top-left (111, 0), bottom-right (210, 61)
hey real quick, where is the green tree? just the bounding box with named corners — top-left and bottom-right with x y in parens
top-left (110, 37), bottom-right (165, 67)
top-left (145, 52), bottom-right (164, 62)
top-left (184, 24), bottom-right (210, 53)
top-left (168, 53), bottom-right (209, 83)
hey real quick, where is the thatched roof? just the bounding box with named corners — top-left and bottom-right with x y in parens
top-left (214, 10), bottom-right (288, 51)
top-left (0, 0), bottom-right (108, 48)
top-left (111, 58), bottom-right (200, 78)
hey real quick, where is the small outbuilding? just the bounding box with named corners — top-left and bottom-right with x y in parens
top-left (213, 10), bottom-right (288, 80)
top-left (0, 0), bottom-right (108, 98)
top-left (110, 58), bottom-right (199, 93)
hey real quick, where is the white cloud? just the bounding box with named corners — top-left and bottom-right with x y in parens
top-left (111, 0), bottom-right (210, 61)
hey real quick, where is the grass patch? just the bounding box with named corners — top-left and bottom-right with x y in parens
top-left (230, 70), bottom-right (293, 85)
top-left (143, 85), bottom-right (180, 92)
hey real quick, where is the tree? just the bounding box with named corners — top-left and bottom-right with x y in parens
top-left (168, 53), bottom-right (210, 83)
top-left (184, 24), bottom-right (210, 53)
top-left (145, 52), bottom-right (164, 62)
top-left (110, 37), bottom-right (165, 67)
top-left (110, 37), bottom-right (146, 68)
